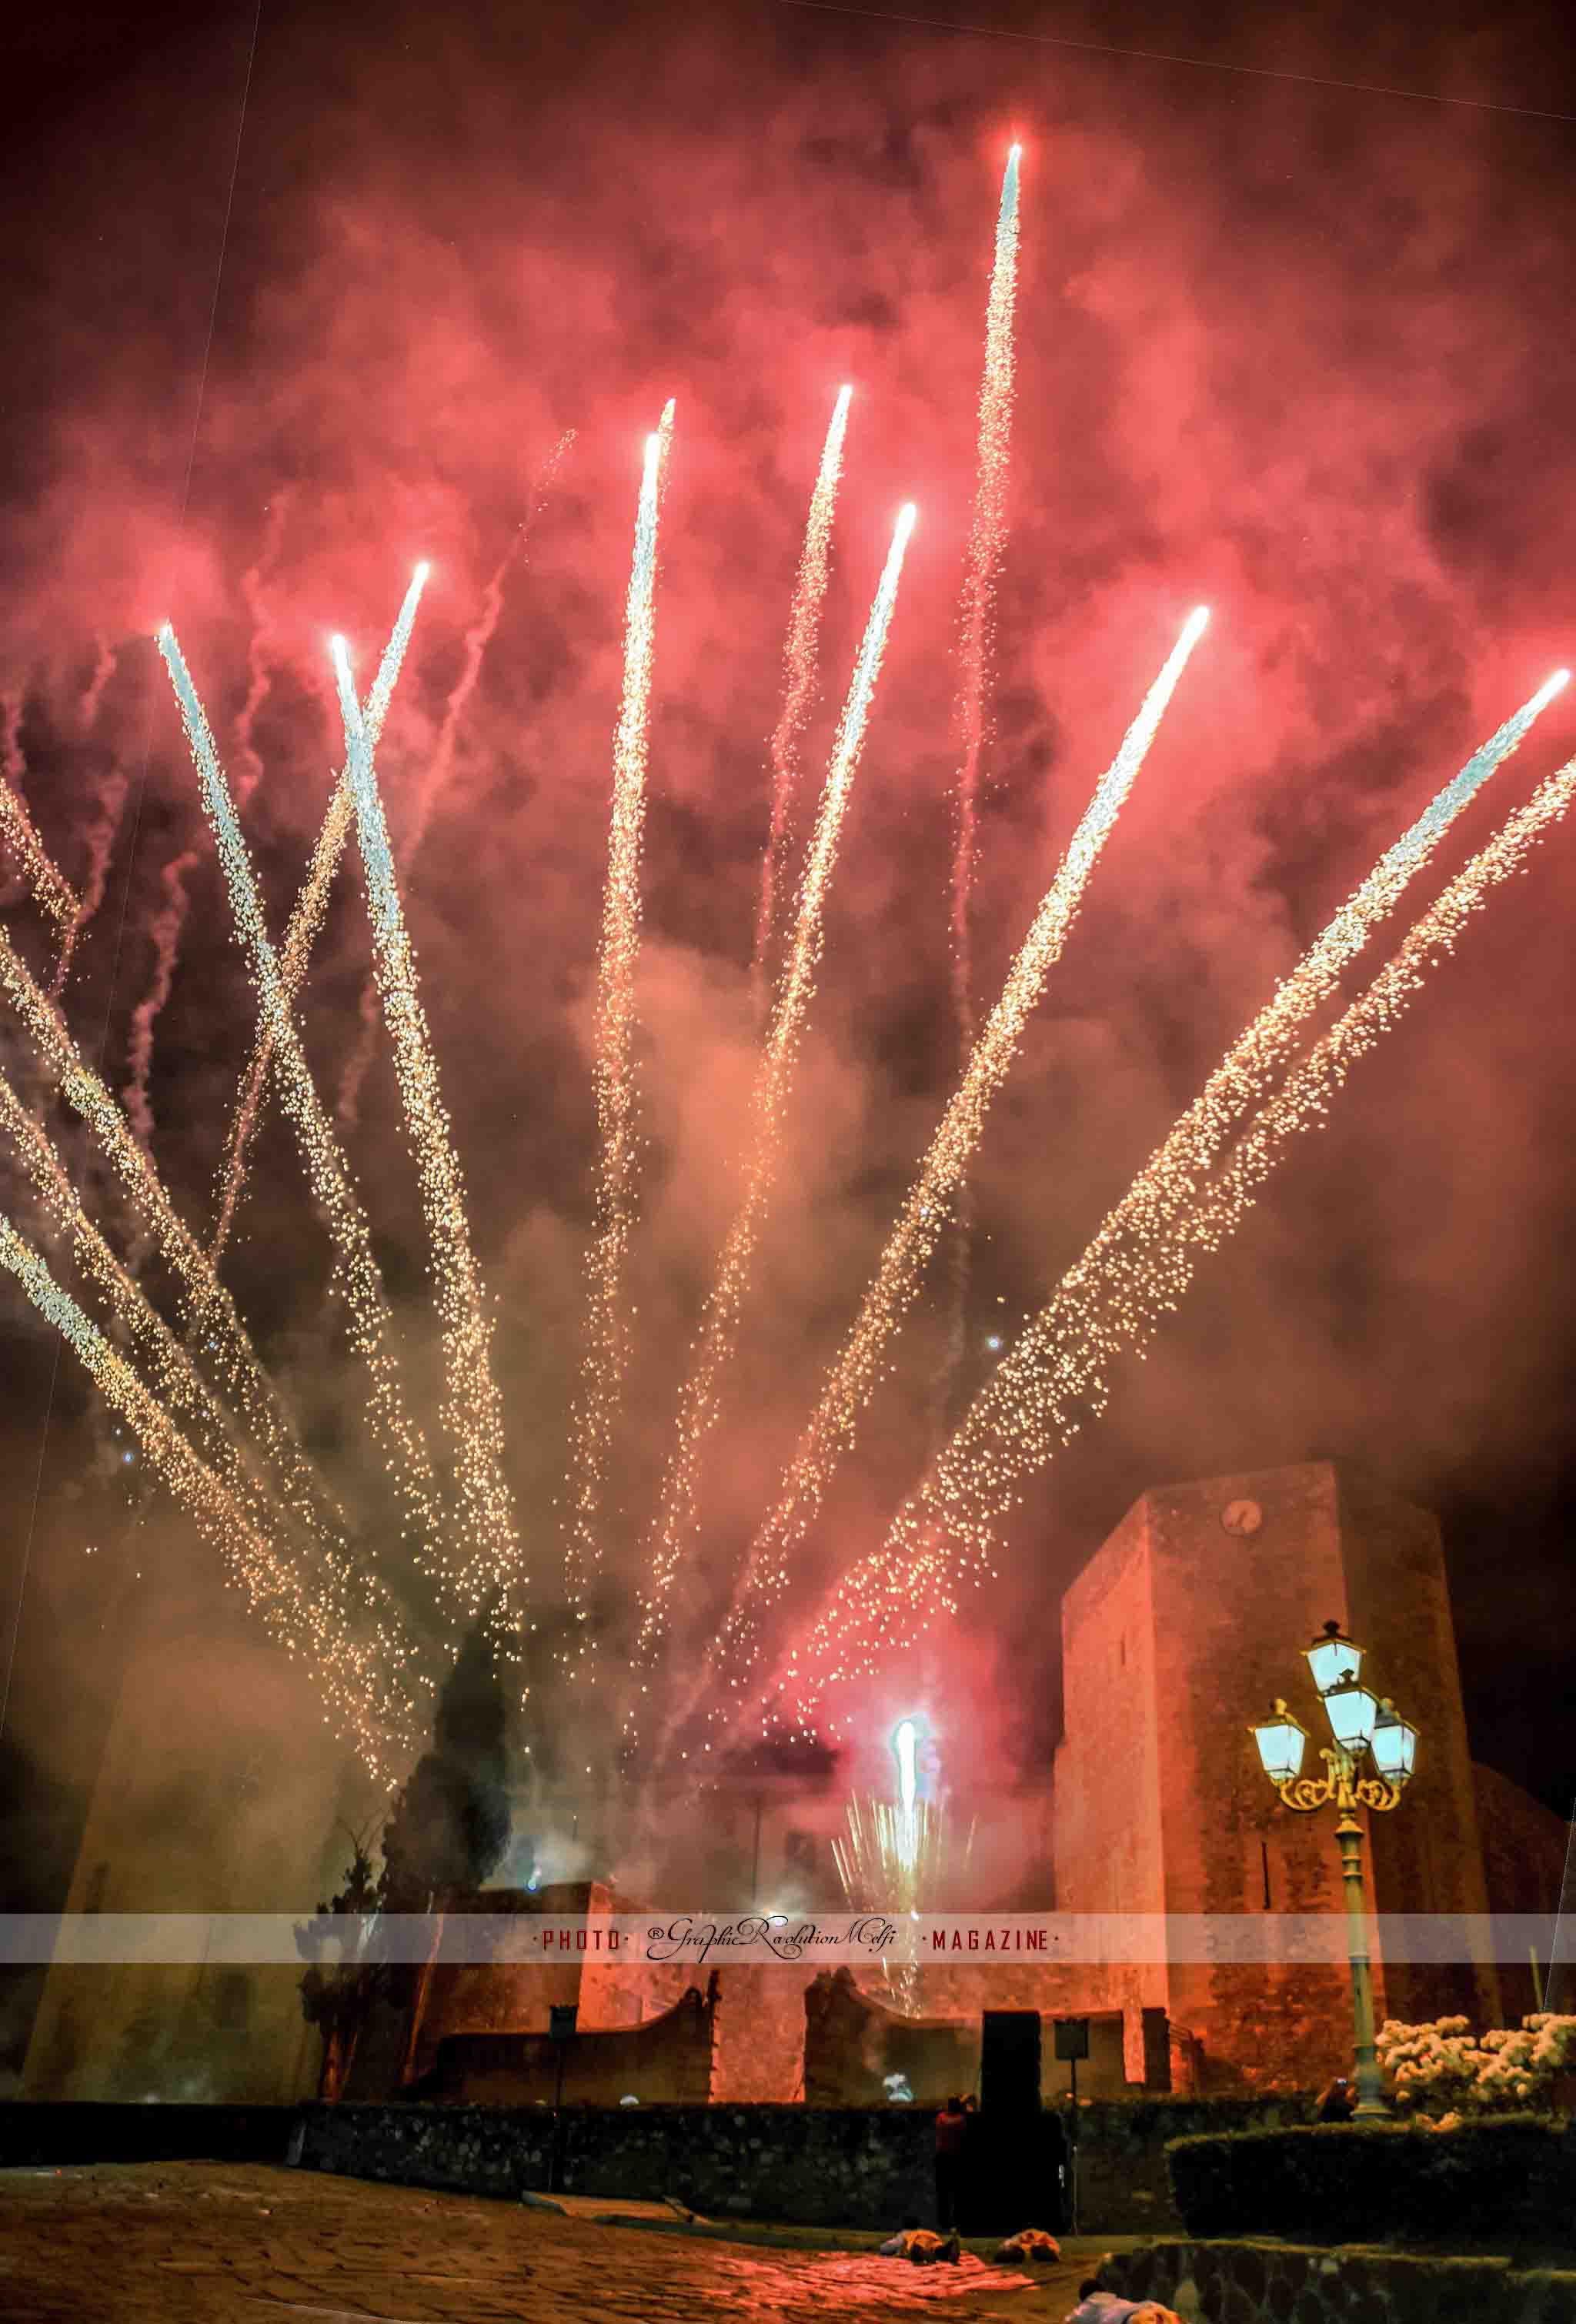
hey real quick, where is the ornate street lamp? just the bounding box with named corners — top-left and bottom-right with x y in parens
top-left (1250, 1619), bottom-right (1419, 2118)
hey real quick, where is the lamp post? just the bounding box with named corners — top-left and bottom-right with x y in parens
top-left (1250, 1620), bottom-right (1420, 2119)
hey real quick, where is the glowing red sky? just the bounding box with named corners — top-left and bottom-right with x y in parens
top-left (2, 0), bottom-right (1574, 1810)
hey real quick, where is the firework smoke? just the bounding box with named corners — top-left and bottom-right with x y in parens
top-left (693, 609), bottom-right (1207, 1732)
top-left (52, 766), bottom-right (130, 1000)
top-left (776, 676), bottom-right (1572, 1727)
top-left (634, 503), bottom-right (921, 1727)
top-left (233, 494), bottom-right (293, 810)
top-left (0, 1209), bottom-right (420, 1775)
top-left (332, 629), bottom-right (523, 1624)
top-left (122, 847), bottom-right (202, 1147)
top-left (563, 402), bottom-right (674, 1678)
top-left (78, 637), bottom-right (118, 733)
top-left (752, 386), bottom-right (852, 1011)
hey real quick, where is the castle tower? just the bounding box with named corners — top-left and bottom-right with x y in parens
top-left (1053, 1460), bottom-right (1499, 2090)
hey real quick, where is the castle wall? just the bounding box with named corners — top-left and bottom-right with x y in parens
top-left (1147, 1464), bottom-right (1359, 2086)
top-left (1053, 1491), bottom-right (1174, 2065)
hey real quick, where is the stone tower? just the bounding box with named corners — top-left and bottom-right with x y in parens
top-left (1052, 1460), bottom-right (1500, 2089)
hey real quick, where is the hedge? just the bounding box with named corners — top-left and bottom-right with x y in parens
top-left (1165, 2113), bottom-right (1576, 2244)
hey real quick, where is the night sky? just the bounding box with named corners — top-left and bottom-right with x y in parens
top-left (2, 0), bottom-right (1574, 1932)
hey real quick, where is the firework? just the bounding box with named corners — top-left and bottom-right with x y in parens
top-left (157, 622), bottom-right (449, 1589)
top-left (693, 610), bottom-right (1208, 1725)
top-left (635, 503), bottom-right (920, 1718)
top-left (832, 1726), bottom-right (971, 2014)
top-left (778, 683), bottom-right (1574, 1727)
top-left (209, 569), bottom-right (428, 1267)
top-left (939, 145), bottom-right (1022, 1417)
top-left (753, 386), bottom-right (852, 1008)
top-left (563, 403), bottom-right (674, 1675)
top-left (0, 699), bottom-right (79, 946)
top-left (0, 1210), bottom-right (420, 1775)
top-left (332, 632), bottom-right (523, 1621)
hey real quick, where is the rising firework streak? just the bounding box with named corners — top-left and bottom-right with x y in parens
top-left (939, 144), bottom-right (1022, 1424)
top-left (753, 386), bottom-right (853, 1007)
top-left (209, 567), bottom-right (428, 1266)
top-left (332, 633), bottom-right (523, 1624)
top-left (563, 404), bottom-right (674, 1679)
top-left (159, 622), bottom-right (450, 1598)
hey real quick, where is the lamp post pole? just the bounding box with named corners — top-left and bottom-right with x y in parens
top-left (1250, 1624), bottom-right (1419, 2121)
top-left (1334, 1793), bottom-right (1386, 2118)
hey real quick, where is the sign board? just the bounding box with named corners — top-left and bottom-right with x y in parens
top-left (1052, 2016), bottom-right (1090, 2062)
top-left (549, 2004), bottom-right (579, 2041)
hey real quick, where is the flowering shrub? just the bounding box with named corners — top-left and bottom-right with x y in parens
top-left (1376, 2012), bottom-right (1576, 2118)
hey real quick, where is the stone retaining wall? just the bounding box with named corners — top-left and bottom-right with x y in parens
top-left (1100, 2236), bottom-right (1576, 2324)
top-left (296, 2095), bottom-right (1309, 2233)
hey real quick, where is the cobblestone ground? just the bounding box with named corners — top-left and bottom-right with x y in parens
top-left (0, 2163), bottom-right (1104, 2322)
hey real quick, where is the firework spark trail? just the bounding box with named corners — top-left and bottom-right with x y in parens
top-left (0, 697), bottom-right (80, 946)
top-left (774, 680), bottom-right (1573, 1728)
top-left (682, 610), bottom-right (1208, 1738)
top-left (331, 633), bottom-right (523, 1622)
top-left (234, 493), bottom-right (293, 810)
top-left (563, 403), bottom-right (674, 1676)
top-left (940, 146), bottom-right (1021, 1417)
top-left (833, 1792), bottom-right (970, 2014)
top-left (634, 503), bottom-right (920, 1712)
top-left (209, 571), bottom-right (428, 1268)
top-left (122, 847), bottom-right (202, 1147)
top-left (0, 1210), bottom-right (420, 1774)
top-left (336, 436), bottom-right (573, 1134)
top-left (0, 912), bottom-right (342, 1546)
top-left (158, 622), bottom-right (449, 1588)
top-left (752, 387), bottom-right (852, 1012)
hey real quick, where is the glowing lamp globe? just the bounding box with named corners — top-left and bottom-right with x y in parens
top-left (1324, 1680), bottom-right (1380, 1756)
top-left (1371, 1698), bottom-right (1418, 1786)
top-left (1251, 1700), bottom-right (1308, 1786)
top-left (1305, 1618), bottom-right (1364, 1697)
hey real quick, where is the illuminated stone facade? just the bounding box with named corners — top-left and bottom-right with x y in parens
top-left (25, 1461), bottom-right (1568, 2105)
